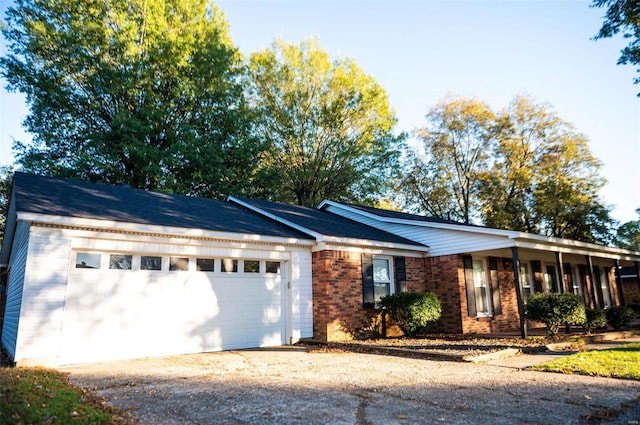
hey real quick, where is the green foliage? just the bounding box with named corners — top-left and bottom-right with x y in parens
top-left (247, 38), bottom-right (404, 206)
top-left (605, 305), bottom-right (637, 330)
top-left (583, 308), bottom-right (607, 334)
top-left (400, 96), bottom-right (495, 224)
top-left (525, 292), bottom-right (586, 337)
top-left (0, 166), bottom-right (13, 246)
top-left (399, 94), bottom-right (615, 244)
top-left (592, 0), bottom-right (640, 95)
top-left (0, 367), bottom-right (130, 424)
top-left (615, 208), bottom-right (640, 251)
top-left (1, 0), bottom-right (260, 198)
top-left (378, 291), bottom-right (441, 337)
top-left (531, 341), bottom-right (640, 380)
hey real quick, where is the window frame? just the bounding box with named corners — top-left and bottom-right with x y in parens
top-left (471, 257), bottom-right (492, 317)
top-left (372, 255), bottom-right (394, 303)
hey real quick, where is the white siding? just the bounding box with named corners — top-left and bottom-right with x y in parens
top-left (1, 221), bottom-right (31, 359)
top-left (5, 225), bottom-right (313, 366)
top-left (290, 250), bottom-right (313, 341)
top-left (325, 205), bottom-right (513, 256)
top-left (13, 226), bottom-right (71, 364)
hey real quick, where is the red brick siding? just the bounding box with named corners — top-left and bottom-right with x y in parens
top-left (312, 251), bottom-right (428, 341)
top-left (426, 255), bottom-right (522, 334)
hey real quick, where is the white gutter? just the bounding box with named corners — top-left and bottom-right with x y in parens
top-left (16, 212), bottom-right (316, 247)
top-left (320, 200), bottom-right (640, 260)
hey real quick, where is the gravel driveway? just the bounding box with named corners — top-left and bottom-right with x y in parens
top-left (61, 347), bottom-right (640, 425)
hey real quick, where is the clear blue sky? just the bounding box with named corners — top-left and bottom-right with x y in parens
top-left (1, 0), bottom-right (639, 223)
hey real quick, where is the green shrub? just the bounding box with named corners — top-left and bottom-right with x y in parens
top-left (525, 292), bottom-right (586, 337)
top-left (583, 308), bottom-right (607, 334)
top-left (378, 291), bottom-right (441, 337)
top-left (628, 302), bottom-right (640, 318)
top-left (606, 306), bottom-right (637, 330)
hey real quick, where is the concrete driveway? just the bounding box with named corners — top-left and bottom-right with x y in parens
top-left (61, 347), bottom-right (640, 425)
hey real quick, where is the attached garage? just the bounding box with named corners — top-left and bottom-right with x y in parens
top-left (1, 173), bottom-right (314, 366)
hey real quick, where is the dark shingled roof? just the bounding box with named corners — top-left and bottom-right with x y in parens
top-left (11, 172), bottom-right (312, 240)
top-left (340, 203), bottom-right (465, 225)
top-left (234, 197), bottom-right (427, 247)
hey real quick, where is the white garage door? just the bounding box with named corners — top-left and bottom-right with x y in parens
top-left (59, 254), bottom-right (285, 365)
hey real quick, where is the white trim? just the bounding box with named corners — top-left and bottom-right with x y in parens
top-left (320, 200), bottom-right (640, 261)
top-left (16, 212), bottom-right (315, 247)
top-left (229, 197), bottom-right (429, 253)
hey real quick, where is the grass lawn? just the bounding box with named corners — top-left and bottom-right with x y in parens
top-left (530, 342), bottom-right (640, 380)
top-left (0, 367), bottom-right (134, 424)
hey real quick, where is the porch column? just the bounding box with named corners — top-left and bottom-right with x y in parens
top-left (555, 252), bottom-right (565, 293)
top-left (635, 261), bottom-right (640, 295)
top-left (511, 247), bottom-right (527, 339)
top-left (614, 260), bottom-right (625, 306)
top-left (585, 255), bottom-right (600, 309)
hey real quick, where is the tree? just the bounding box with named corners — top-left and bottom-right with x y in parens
top-left (1, 0), bottom-right (260, 197)
top-left (479, 95), bottom-right (614, 244)
top-left (399, 94), bottom-right (615, 244)
top-left (0, 166), bottom-right (13, 246)
top-left (592, 0), bottom-right (640, 95)
top-left (246, 38), bottom-right (404, 207)
top-left (615, 208), bottom-right (640, 251)
top-left (399, 96), bottom-right (495, 224)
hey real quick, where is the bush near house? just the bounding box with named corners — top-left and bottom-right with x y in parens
top-left (583, 308), bottom-right (607, 334)
top-left (378, 292), bottom-right (441, 337)
top-left (525, 293), bottom-right (586, 337)
top-left (606, 306), bottom-right (637, 330)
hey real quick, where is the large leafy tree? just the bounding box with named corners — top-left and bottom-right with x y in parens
top-left (615, 208), bottom-right (640, 251)
top-left (399, 95), bottom-right (615, 244)
top-left (479, 95), bottom-right (614, 244)
top-left (247, 38), bottom-right (404, 207)
top-left (399, 96), bottom-right (495, 224)
top-left (1, 0), bottom-right (260, 197)
top-left (592, 0), bottom-right (640, 95)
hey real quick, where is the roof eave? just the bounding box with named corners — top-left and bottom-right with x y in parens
top-left (15, 212), bottom-right (316, 246)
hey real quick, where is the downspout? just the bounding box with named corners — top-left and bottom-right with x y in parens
top-left (511, 247), bottom-right (527, 339)
top-left (585, 255), bottom-right (599, 309)
top-left (555, 252), bottom-right (565, 293)
top-left (635, 261), bottom-right (640, 297)
top-left (614, 260), bottom-right (625, 306)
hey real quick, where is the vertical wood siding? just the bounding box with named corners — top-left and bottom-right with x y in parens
top-left (14, 226), bottom-right (71, 363)
top-left (1, 222), bottom-right (31, 359)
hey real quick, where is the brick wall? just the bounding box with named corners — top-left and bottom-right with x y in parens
top-left (311, 250), bottom-right (428, 341)
top-left (426, 255), bottom-right (522, 335)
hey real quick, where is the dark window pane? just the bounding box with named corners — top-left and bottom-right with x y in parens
top-left (266, 261), bottom-right (281, 274)
top-left (141, 256), bottom-right (162, 271)
top-left (221, 259), bottom-right (238, 273)
top-left (196, 258), bottom-right (215, 272)
top-left (109, 254), bottom-right (132, 270)
top-left (244, 260), bottom-right (260, 273)
top-left (170, 257), bottom-right (189, 271)
top-left (76, 252), bottom-right (100, 269)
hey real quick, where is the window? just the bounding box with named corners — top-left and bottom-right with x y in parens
top-left (600, 268), bottom-right (612, 308)
top-left (472, 259), bottom-right (490, 315)
top-left (244, 260), bottom-right (260, 273)
top-left (196, 258), bottom-right (215, 272)
top-left (520, 263), bottom-right (533, 298)
top-left (141, 256), bottom-right (162, 271)
top-left (75, 252), bottom-right (100, 269)
top-left (266, 261), bottom-right (281, 274)
top-left (221, 259), bottom-right (238, 273)
top-left (373, 257), bottom-right (393, 302)
top-left (109, 254), bottom-right (132, 270)
top-left (170, 257), bottom-right (189, 271)
top-left (545, 265), bottom-right (559, 293)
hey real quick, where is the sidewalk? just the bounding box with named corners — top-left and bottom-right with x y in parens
top-left (485, 333), bottom-right (640, 369)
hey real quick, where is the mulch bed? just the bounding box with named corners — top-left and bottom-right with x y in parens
top-left (303, 331), bottom-right (591, 361)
